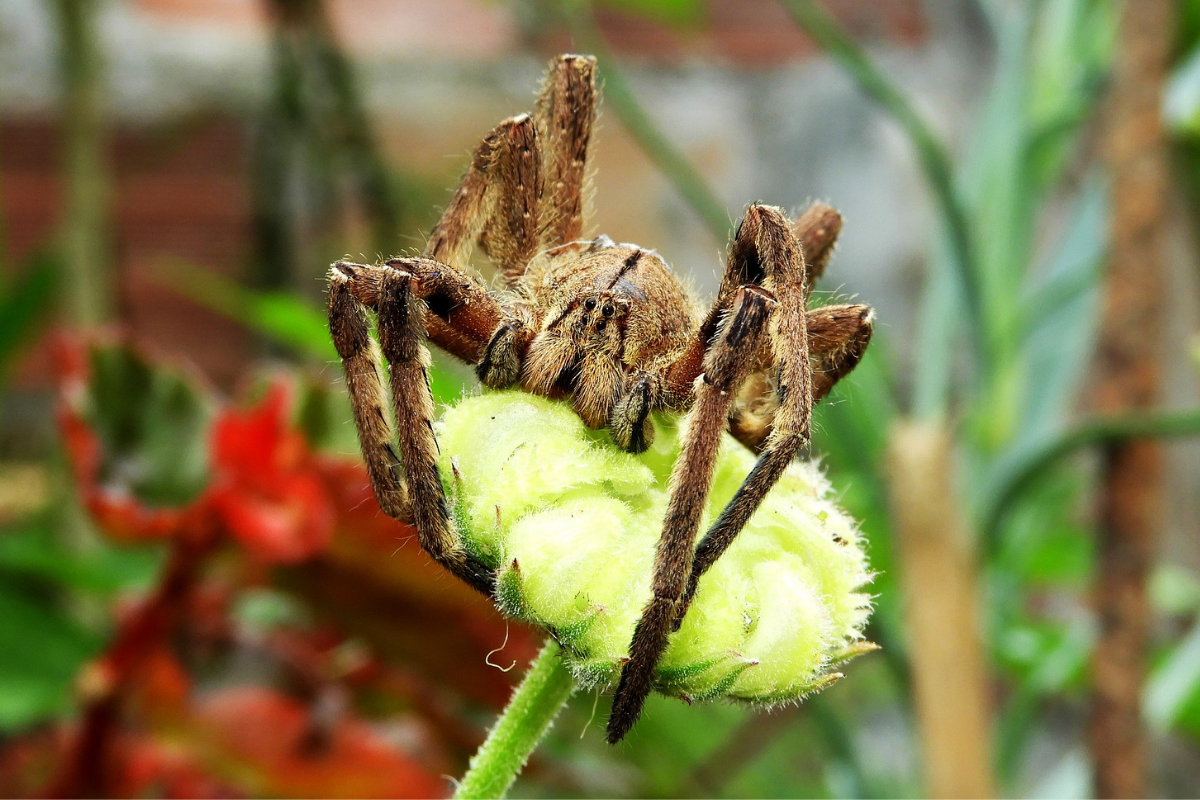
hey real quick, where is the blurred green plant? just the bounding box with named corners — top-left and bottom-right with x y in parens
top-left (0, 252), bottom-right (57, 387)
top-left (153, 260), bottom-right (472, 406)
top-left (568, 0), bottom-right (1200, 794)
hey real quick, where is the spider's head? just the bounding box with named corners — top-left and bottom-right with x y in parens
top-left (520, 236), bottom-right (694, 427)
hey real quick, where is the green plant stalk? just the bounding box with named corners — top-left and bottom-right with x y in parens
top-left (779, 0), bottom-right (987, 375)
top-left (54, 0), bottom-right (112, 326)
top-left (454, 639), bottom-right (577, 800)
top-left (981, 408), bottom-right (1200, 551)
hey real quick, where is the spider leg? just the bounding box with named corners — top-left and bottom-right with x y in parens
top-left (607, 285), bottom-right (774, 744)
top-left (336, 257), bottom-right (506, 365)
top-left (534, 54), bottom-right (597, 248)
top-left (329, 267), bottom-right (408, 520)
top-left (425, 54), bottom-right (595, 288)
top-left (808, 302), bottom-right (874, 401)
top-left (660, 201), bottom-right (841, 405)
top-left (729, 302), bottom-right (874, 453)
top-left (673, 206), bottom-right (819, 627)
top-left (792, 201), bottom-right (842, 285)
top-left (476, 116), bottom-right (544, 283)
top-left (609, 373), bottom-right (656, 452)
top-left (421, 110), bottom-right (551, 384)
top-left (328, 261), bottom-right (497, 596)
top-left (425, 114), bottom-right (544, 281)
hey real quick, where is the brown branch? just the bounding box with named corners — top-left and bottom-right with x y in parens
top-left (1089, 2), bottom-right (1173, 797)
top-left (48, 522), bottom-right (219, 798)
top-left (888, 421), bottom-right (994, 799)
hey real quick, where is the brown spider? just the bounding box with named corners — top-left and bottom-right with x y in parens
top-left (327, 54), bottom-right (874, 744)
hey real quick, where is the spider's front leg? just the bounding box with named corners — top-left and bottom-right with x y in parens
top-left (677, 207), bottom-right (824, 620)
top-left (607, 284), bottom-right (775, 743)
top-left (328, 260), bottom-right (501, 596)
top-left (608, 205), bottom-right (819, 742)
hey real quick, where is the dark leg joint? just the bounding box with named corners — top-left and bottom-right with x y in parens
top-left (704, 287), bottom-right (775, 391)
top-left (477, 322), bottom-right (525, 388)
top-left (609, 376), bottom-right (655, 453)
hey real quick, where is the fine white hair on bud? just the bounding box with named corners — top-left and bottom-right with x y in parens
top-left (437, 391), bottom-right (875, 705)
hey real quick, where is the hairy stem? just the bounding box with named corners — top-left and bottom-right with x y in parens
top-left (1090, 2), bottom-right (1172, 790)
top-left (453, 639), bottom-right (577, 800)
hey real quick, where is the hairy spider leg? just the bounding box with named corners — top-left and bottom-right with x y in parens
top-left (419, 113), bottom-right (545, 386)
top-left (533, 54), bottom-right (597, 250)
top-left (476, 54), bottom-right (598, 387)
top-left (328, 259), bottom-right (503, 596)
top-left (723, 203), bottom-right (871, 451)
top-left (324, 55), bottom-right (600, 594)
top-left (607, 284), bottom-right (775, 744)
top-left (792, 201), bottom-right (842, 285)
top-left (788, 203), bottom-right (873, 404)
top-left (328, 268), bottom-right (408, 520)
top-left (676, 208), bottom-right (823, 624)
top-left (475, 115), bottom-right (545, 282)
top-left (657, 203), bottom-right (834, 406)
top-left (729, 302), bottom-right (874, 453)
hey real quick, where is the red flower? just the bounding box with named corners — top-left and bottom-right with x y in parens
top-left (55, 336), bottom-right (335, 563)
top-left (207, 383), bottom-right (335, 563)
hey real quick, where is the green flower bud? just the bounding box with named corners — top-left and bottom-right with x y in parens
top-left (437, 391), bottom-right (875, 706)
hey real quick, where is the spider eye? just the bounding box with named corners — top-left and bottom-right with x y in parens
top-left (596, 319), bottom-right (607, 332)
top-left (584, 298), bottom-right (596, 311)
top-left (602, 304), bottom-right (614, 317)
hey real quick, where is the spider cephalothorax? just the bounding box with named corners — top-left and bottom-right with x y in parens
top-left (327, 54), bottom-right (874, 743)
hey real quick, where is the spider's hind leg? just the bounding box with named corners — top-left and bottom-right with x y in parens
top-left (535, 54), bottom-right (597, 247)
top-left (729, 302), bottom-right (874, 453)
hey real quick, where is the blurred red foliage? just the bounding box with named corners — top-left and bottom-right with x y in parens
top-left (0, 334), bottom-right (540, 798)
top-left (207, 384), bottom-right (335, 563)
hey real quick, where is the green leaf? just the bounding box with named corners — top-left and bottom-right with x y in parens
top-left (0, 250), bottom-right (58, 382)
top-left (84, 343), bottom-right (214, 508)
top-left (0, 581), bottom-right (101, 730)
top-left (1168, 41), bottom-right (1200, 136)
top-left (1151, 565), bottom-right (1200, 616)
top-left (995, 619), bottom-right (1094, 779)
top-left (1012, 176), bottom-right (1107, 445)
top-left (1146, 621), bottom-right (1200, 732)
top-left (594, 0), bottom-right (704, 26)
top-left (157, 260), bottom-right (335, 360)
top-left (0, 518), bottom-right (162, 595)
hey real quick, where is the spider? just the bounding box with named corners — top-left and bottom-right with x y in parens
top-left (327, 54), bottom-right (874, 744)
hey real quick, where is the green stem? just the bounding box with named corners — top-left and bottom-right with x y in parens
top-left (779, 0), bottom-right (986, 374)
top-left (454, 639), bottom-right (577, 800)
top-left (981, 408), bottom-right (1200, 552)
top-left (566, 8), bottom-right (731, 245)
top-left (53, 0), bottom-right (112, 326)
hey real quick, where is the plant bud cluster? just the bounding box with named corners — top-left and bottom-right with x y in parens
top-left (437, 392), bottom-right (874, 705)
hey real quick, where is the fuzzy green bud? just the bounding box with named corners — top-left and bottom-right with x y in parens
top-left (437, 391), bottom-right (874, 705)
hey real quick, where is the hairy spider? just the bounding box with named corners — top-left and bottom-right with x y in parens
top-left (327, 54), bottom-right (874, 743)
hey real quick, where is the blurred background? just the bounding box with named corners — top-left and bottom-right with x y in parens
top-left (1, 0), bottom-right (1200, 797)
